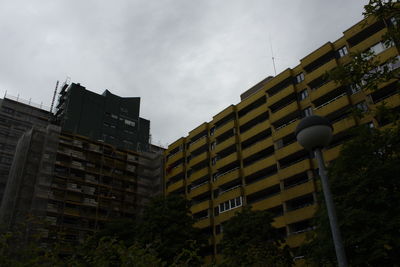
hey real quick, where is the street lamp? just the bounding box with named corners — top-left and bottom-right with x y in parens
top-left (295, 115), bottom-right (348, 267)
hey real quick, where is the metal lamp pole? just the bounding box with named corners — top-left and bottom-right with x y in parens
top-left (296, 115), bottom-right (348, 267)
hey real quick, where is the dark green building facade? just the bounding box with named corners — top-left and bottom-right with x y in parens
top-left (55, 83), bottom-right (150, 151)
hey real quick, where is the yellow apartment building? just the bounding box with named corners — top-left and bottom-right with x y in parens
top-left (164, 15), bottom-right (400, 261)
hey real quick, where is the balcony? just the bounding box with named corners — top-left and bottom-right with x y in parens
top-left (324, 146), bottom-right (341, 162)
top-left (350, 26), bottom-right (387, 54)
top-left (239, 120), bottom-right (270, 141)
top-left (189, 136), bottom-right (208, 152)
top-left (243, 156), bottom-right (276, 177)
top-left (189, 151), bottom-right (209, 168)
top-left (166, 179), bottom-right (185, 194)
top-left (268, 85), bottom-right (296, 107)
top-left (191, 200), bottom-right (211, 214)
top-left (190, 168), bottom-right (209, 183)
top-left (281, 180), bottom-right (315, 202)
top-left (213, 169), bottom-right (240, 187)
top-left (250, 194), bottom-right (282, 211)
top-left (214, 186), bottom-right (242, 205)
top-left (238, 105), bottom-right (268, 126)
top-left (310, 80), bottom-right (339, 102)
top-left (215, 206), bottom-right (243, 224)
top-left (189, 182), bottom-right (210, 199)
top-left (284, 204), bottom-right (317, 225)
top-left (215, 120), bottom-right (235, 136)
top-left (286, 232), bottom-right (307, 248)
top-left (167, 150), bottom-right (185, 164)
top-left (305, 58), bottom-right (337, 83)
top-left (273, 119), bottom-right (300, 140)
top-left (374, 45), bottom-right (398, 66)
top-left (275, 142), bottom-right (303, 160)
top-left (215, 153), bottom-right (238, 170)
top-left (332, 117), bottom-right (357, 135)
top-left (314, 94), bottom-right (350, 117)
top-left (213, 106), bottom-right (235, 125)
top-left (374, 92), bottom-right (400, 108)
top-left (166, 164), bottom-right (184, 178)
top-left (215, 135), bottom-right (236, 153)
top-left (241, 137), bottom-right (273, 159)
top-left (270, 101), bottom-right (299, 123)
top-left (245, 174), bottom-right (279, 195)
top-left (278, 159), bottom-right (312, 180)
top-left (194, 218), bottom-right (212, 229)
top-left (301, 42), bottom-right (333, 69)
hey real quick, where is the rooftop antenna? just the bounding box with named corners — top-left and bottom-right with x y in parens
top-left (269, 35), bottom-right (277, 76)
top-left (50, 80), bottom-right (59, 114)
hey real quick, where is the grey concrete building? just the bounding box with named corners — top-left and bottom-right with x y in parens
top-left (0, 96), bottom-right (50, 204)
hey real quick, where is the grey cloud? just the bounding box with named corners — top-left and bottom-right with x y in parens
top-left (0, 0), bottom-right (368, 146)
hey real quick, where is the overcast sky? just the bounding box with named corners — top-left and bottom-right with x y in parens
top-left (0, 0), bottom-right (368, 147)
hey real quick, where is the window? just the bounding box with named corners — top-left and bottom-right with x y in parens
top-left (337, 46), bottom-right (348, 58)
top-left (2, 107), bottom-right (14, 114)
top-left (350, 83), bottom-right (362, 94)
top-left (210, 141), bottom-right (216, 151)
top-left (303, 107), bottom-right (313, 117)
top-left (295, 73), bottom-right (305, 84)
top-left (210, 127), bottom-right (215, 136)
top-left (124, 119), bottom-right (136, 127)
top-left (299, 89), bottom-right (308, 100)
top-left (390, 55), bottom-right (400, 70)
top-left (390, 16), bottom-right (398, 26)
top-left (369, 42), bottom-right (386, 55)
top-left (275, 139), bottom-right (284, 150)
top-left (218, 197), bottom-right (242, 213)
top-left (356, 101), bottom-right (368, 112)
top-left (111, 114), bottom-right (118, 119)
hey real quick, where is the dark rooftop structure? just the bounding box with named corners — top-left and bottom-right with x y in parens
top-left (55, 82), bottom-right (150, 152)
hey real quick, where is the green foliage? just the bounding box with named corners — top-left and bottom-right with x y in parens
top-left (0, 229), bottom-right (64, 267)
top-left (328, 50), bottom-right (396, 92)
top-left (329, 0), bottom-right (399, 94)
top-left (303, 124), bottom-right (400, 266)
top-left (90, 218), bottom-right (139, 247)
top-left (135, 194), bottom-right (206, 265)
top-left (304, 2), bottom-right (400, 265)
top-left (220, 207), bottom-right (292, 267)
top-left (363, 0), bottom-right (400, 48)
top-left (0, 194), bottom-right (206, 266)
top-left (67, 236), bottom-right (163, 267)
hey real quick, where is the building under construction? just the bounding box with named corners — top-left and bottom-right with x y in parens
top-left (0, 82), bottom-right (163, 245)
top-left (0, 95), bottom-right (51, 205)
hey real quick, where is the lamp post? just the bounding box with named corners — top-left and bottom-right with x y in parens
top-left (295, 115), bottom-right (348, 267)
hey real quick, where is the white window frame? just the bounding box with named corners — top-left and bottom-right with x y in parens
top-left (299, 89), bottom-right (308, 100)
top-left (337, 46), bottom-right (348, 58)
top-left (218, 196), bottom-right (243, 214)
top-left (296, 73), bottom-right (305, 84)
top-left (303, 107), bottom-right (313, 117)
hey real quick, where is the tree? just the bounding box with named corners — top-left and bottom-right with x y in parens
top-left (71, 194), bottom-right (206, 266)
top-left (303, 124), bottom-right (400, 266)
top-left (303, 2), bottom-right (400, 265)
top-left (67, 236), bottom-right (163, 267)
top-left (328, 1), bottom-right (399, 93)
top-left (135, 194), bottom-right (206, 266)
top-left (220, 207), bottom-right (292, 267)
